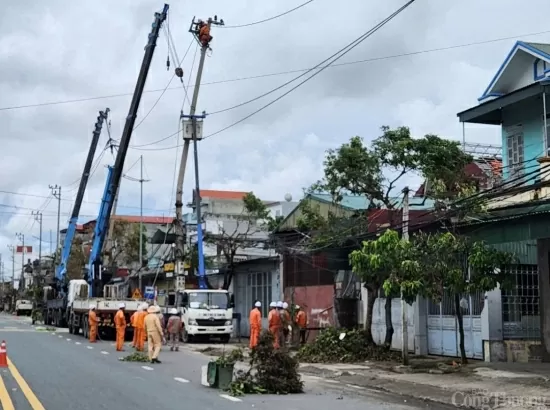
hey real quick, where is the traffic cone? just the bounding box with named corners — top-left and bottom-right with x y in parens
top-left (0, 341), bottom-right (7, 368)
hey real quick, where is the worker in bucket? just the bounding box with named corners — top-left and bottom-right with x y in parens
top-left (88, 305), bottom-right (99, 343)
top-left (268, 301), bottom-right (282, 349)
top-left (166, 308), bottom-right (182, 351)
top-left (134, 303), bottom-right (148, 352)
top-left (130, 305), bottom-right (143, 348)
top-left (249, 301), bottom-right (262, 349)
top-left (145, 305), bottom-right (163, 363)
top-left (114, 303), bottom-right (127, 351)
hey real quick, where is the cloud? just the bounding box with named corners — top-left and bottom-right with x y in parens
top-left (1, 0), bottom-right (549, 282)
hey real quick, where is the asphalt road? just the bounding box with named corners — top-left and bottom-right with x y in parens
top-left (0, 313), bottom-right (453, 410)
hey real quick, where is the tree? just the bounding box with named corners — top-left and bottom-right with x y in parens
top-left (349, 230), bottom-right (418, 347)
top-left (66, 237), bottom-right (86, 280)
top-left (107, 220), bottom-right (146, 266)
top-left (312, 126), bottom-right (474, 347)
top-left (205, 192), bottom-right (272, 289)
top-left (388, 232), bottom-right (515, 364)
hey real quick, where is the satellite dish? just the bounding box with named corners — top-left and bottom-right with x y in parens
top-left (284, 193), bottom-right (292, 202)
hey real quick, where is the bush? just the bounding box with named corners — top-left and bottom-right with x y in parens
top-left (228, 330), bottom-right (303, 396)
top-left (296, 327), bottom-right (401, 363)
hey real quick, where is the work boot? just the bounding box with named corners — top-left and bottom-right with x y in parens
top-left (170, 347), bottom-right (174, 351)
top-left (152, 358), bottom-right (161, 364)
top-left (175, 347), bottom-right (179, 352)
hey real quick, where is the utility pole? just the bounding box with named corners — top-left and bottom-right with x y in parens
top-left (7, 245), bottom-right (15, 290)
top-left (15, 233), bottom-right (25, 291)
top-left (174, 15), bottom-right (224, 284)
top-left (0, 253), bottom-right (3, 297)
top-left (49, 184), bottom-right (62, 262)
top-left (33, 210), bottom-right (43, 274)
top-left (401, 186), bottom-right (410, 366)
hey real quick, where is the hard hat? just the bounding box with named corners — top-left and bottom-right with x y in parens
top-left (118, 303), bottom-right (126, 309)
top-left (137, 305), bottom-right (143, 312)
top-left (89, 305), bottom-right (96, 310)
top-left (254, 301), bottom-right (261, 308)
top-left (269, 302), bottom-right (276, 308)
top-left (282, 302), bottom-right (289, 309)
top-left (169, 308), bottom-right (178, 314)
top-left (295, 305), bottom-right (300, 310)
top-left (276, 301), bottom-right (283, 308)
top-left (147, 306), bottom-right (156, 313)
top-left (155, 305), bottom-right (162, 313)
top-left (140, 303), bottom-right (149, 310)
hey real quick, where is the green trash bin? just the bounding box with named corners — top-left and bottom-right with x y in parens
top-left (206, 362), bottom-right (234, 389)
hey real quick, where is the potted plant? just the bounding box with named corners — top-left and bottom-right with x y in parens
top-left (207, 348), bottom-right (244, 389)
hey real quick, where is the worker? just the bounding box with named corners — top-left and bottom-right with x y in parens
top-left (130, 305), bottom-right (143, 348)
top-left (295, 305), bottom-right (308, 345)
top-left (281, 302), bottom-right (291, 346)
top-left (276, 301), bottom-right (286, 348)
top-left (268, 301), bottom-right (282, 349)
top-left (198, 20), bottom-right (212, 47)
top-left (88, 305), bottom-right (99, 343)
top-left (114, 303), bottom-right (127, 351)
top-left (135, 303), bottom-right (148, 352)
top-left (156, 306), bottom-right (167, 344)
top-left (144, 305), bottom-right (164, 363)
top-left (249, 301), bottom-right (262, 349)
top-left (166, 308), bottom-right (182, 352)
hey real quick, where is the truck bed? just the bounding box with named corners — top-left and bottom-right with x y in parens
top-left (72, 298), bottom-right (143, 312)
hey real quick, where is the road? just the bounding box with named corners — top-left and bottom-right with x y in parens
top-left (0, 313), bottom-right (453, 410)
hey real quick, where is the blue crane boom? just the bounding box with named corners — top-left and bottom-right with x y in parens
top-left (86, 4), bottom-right (169, 297)
top-left (55, 109), bottom-right (110, 285)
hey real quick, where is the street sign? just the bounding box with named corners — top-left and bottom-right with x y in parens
top-left (144, 286), bottom-right (155, 300)
top-left (132, 289), bottom-right (142, 299)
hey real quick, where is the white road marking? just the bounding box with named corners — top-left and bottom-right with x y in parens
top-left (51, 333), bottom-right (56, 335)
top-left (141, 366), bottom-right (154, 371)
top-left (58, 335), bottom-right (63, 338)
top-left (87, 346), bottom-right (94, 349)
top-left (220, 394), bottom-right (242, 402)
top-left (345, 384), bottom-right (365, 390)
top-left (324, 379), bottom-right (341, 384)
top-left (75, 342), bottom-right (81, 345)
top-left (101, 351), bottom-right (109, 355)
top-left (174, 377), bottom-right (189, 383)
top-left (66, 338), bottom-right (72, 341)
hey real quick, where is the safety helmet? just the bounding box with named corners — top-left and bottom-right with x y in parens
top-left (254, 301), bottom-right (261, 307)
top-left (276, 301), bottom-right (283, 308)
top-left (282, 302), bottom-right (289, 309)
top-left (89, 305), bottom-right (96, 310)
top-left (118, 303), bottom-right (126, 309)
top-left (169, 308), bottom-right (178, 314)
top-left (269, 302), bottom-right (276, 308)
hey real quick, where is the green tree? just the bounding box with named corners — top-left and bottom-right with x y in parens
top-left (349, 230), bottom-right (419, 347)
top-left (388, 232), bottom-right (515, 364)
top-left (66, 237), bottom-right (87, 280)
top-left (312, 126), bottom-right (475, 347)
top-left (206, 192), bottom-right (272, 289)
top-left (108, 220), bottom-right (147, 266)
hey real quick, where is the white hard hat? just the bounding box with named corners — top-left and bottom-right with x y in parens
top-left (295, 305), bottom-right (300, 310)
top-left (269, 302), bottom-right (276, 308)
top-left (89, 305), bottom-right (96, 310)
top-left (282, 302), bottom-right (289, 309)
top-left (119, 303), bottom-right (126, 309)
top-left (169, 308), bottom-right (178, 314)
top-left (276, 301), bottom-right (283, 308)
top-left (155, 305), bottom-right (161, 313)
top-left (137, 305), bottom-right (143, 312)
top-left (140, 303), bottom-right (149, 310)
top-left (254, 301), bottom-right (261, 307)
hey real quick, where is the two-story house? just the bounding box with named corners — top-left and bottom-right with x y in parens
top-left (454, 41), bottom-right (550, 362)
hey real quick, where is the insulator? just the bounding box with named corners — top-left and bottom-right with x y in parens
top-left (175, 67), bottom-right (184, 78)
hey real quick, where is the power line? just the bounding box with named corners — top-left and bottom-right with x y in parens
top-left (220, 0), bottom-right (315, 29)
top-left (2, 29), bottom-right (550, 114)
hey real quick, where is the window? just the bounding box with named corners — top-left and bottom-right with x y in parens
top-left (534, 58), bottom-right (547, 80)
top-left (248, 272), bottom-right (272, 317)
top-left (506, 126), bottom-right (524, 178)
top-left (543, 113), bottom-right (550, 155)
top-left (186, 292), bottom-right (230, 309)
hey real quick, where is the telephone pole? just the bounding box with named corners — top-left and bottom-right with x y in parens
top-left (401, 186), bottom-right (410, 366)
top-left (174, 16), bottom-right (224, 283)
top-left (49, 184), bottom-right (62, 262)
top-left (33, 210), bottom-right (43, 272)
top-left (7, 245), bottom-right (15, 290)
top-left (15, 233), bottom-right (25, 290)
top-left (0, 253), bottom-right (3, 296)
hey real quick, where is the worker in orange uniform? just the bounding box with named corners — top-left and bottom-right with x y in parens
top-left (295, 305), bottom-right (308, 345)
top-left (114, 303), bottom-right (127, 351)
top-left (130, 305), bottom-right (143, 348)
top-left (249, 301), bottom-right (262, 349)
top-left (198, 20), bottom-right (212, 47)
top-left (144, 305), bottom-right (163, 363)
top-left (281, 302), bottom-right (291, 346)
top-left (88, 305), bottom-right (100, 343)
top-left (134, 304), bottom-right (147, 352)
top-left (268, 301), bottom-right (281, 349)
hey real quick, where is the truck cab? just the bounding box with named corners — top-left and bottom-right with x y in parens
top-left (179, 289), bottom-right (234, 343)
top-left (15, 299), bottom-right (33, 316)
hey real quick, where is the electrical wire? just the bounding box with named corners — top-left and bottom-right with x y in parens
top-left (3, 29), bottom-right (550, 113)
top-left (220, 0), bottom-right (315, 29)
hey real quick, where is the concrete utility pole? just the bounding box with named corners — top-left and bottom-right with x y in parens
top-left (401, 186), bottom-right (410, 366)
top-left (15, 233), bottom-right (25, 290)
top-left (7, 245), bottom-right (15, 289)
top-left (0, 253), bottom-right (3, 296)
top-left (49, 184), bottom-right (62, 261)
top-left (33, 210), bottom-right (43, 273)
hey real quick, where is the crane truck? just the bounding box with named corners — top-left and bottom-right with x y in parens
top-left (45, 4), bottom-right (169, 341)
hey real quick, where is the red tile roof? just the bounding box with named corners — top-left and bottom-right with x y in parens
top-left (198, 189), bottom-right (248, 200)
top-left (112, 215), bottom-right (172, 224)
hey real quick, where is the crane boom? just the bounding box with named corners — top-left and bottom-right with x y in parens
top-left (87, 4), bottom-right (169, 296)
top-left (55, 109), bottom-right (110, 284)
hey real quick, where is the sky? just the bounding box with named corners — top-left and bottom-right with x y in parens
top-left (1, 0), bottom-right (549, 280)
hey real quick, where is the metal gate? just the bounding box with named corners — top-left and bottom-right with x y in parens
top-left (427, 291), bottom-right (483, 359)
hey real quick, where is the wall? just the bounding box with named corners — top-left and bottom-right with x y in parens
top-left (501, 96), bottom-right (545, 180)
top-left (284, 285), bottom-right (334, 341)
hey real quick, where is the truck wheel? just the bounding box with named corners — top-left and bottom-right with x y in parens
top-left (15, 310), bottom-right (20, 317)
top-left (182, 329), bottom-right (193, 343)
top-left (82, 319), bottom-right (89, 339)
top-left (220, 335), bottom-right (230, 344)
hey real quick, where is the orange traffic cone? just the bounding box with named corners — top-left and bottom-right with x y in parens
top-left (0, 341), bottom-right (7, 368)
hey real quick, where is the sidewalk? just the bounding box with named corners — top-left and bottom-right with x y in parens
top-left (298, 361), bottom-right (550, 409)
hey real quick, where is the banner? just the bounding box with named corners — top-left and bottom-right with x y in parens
top-left (15, 246), bottom-right (32, 254)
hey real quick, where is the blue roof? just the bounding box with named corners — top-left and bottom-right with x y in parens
top-left (309, 193), bottom-right (434, 210)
